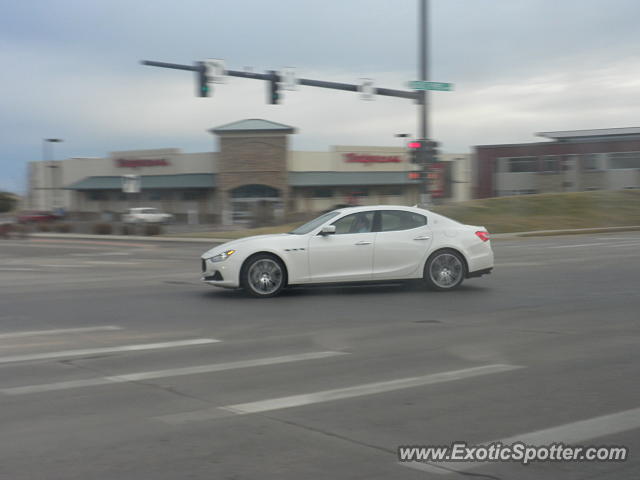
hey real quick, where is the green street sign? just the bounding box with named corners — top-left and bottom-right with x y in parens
top-left (408, 81), bottom-right (453, 91)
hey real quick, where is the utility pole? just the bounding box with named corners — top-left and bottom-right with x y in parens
top-left (418, 0), bottom-right (430, 206)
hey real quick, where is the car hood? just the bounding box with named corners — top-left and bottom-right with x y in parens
top-left (201, 233), bottom-right (290, 258)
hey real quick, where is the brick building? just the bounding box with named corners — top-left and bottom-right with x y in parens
top-left (474, 128), bottom-right (640, 198)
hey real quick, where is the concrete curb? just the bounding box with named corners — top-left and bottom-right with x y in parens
top-left (491, 225), bottom-right (640, 239)
top-left (29, 233), bottom-right (226, 243)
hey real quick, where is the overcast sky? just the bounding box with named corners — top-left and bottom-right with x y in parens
top-left (2, 0), bottom-right (640, 193)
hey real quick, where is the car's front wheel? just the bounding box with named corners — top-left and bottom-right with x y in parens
top-left (424, 249), bottom-right (466, 291)
top-left (241, 254), bottom-right (286, 298)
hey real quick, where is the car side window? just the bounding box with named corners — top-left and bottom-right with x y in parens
top-left (379, 210), bottom-right (427, 232)
top-left (331, 212), bottom-right (374, 234)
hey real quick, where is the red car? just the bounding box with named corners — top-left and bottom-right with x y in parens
top-left (16, 211), bottom-right (58, 224)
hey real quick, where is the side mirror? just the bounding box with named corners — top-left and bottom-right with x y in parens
top-left (319, 224), bottom-right (336, 235)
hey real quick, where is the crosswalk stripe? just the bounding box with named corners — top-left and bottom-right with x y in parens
top-left (0, 325), bottom-right (122, 339)
top-left (0, 338), bottom-right (219, 364)
top-left (157, 364), bottom-right (522, 425)
top-left (0, 351), bottom-right (347, 395)
top-left (222, 364), bottom-right (522, 415)
top-left (401, 406), bottom-right (640, 474)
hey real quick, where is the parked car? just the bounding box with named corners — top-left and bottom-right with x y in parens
top-left (122, 207), bottom-right (173, 224)
top-left (16, 211), bottom-right (58, 224)
top-left (200, 205), bottom-right (494, 297)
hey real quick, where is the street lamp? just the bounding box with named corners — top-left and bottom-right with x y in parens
top-left (43, 138), bottom-right (63, 211)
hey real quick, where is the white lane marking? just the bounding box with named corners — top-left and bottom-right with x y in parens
top-left (0, 268), bottom-right (38, 272)
top-left (548, 242), bottom-right (609, 249)
top-left (606, 242), bottom-right (640, 248)
top-left (401, 406), bottom-right (640, 475)
top-left (221, 364), bottom-right (522, 415)
top-left (70, 252), bottom-right (132, 257)
top-left (38, 264), bottom-right (88, 268)
top-left (0, 325), bottom-right (122, 339)
top-left (0, 338), bottom-right (219, 364)
top-left (82, 261), bottom-right (140, 265)
top-left (1, 351), bottom-right (347, 395)
top-left (595, 237), bottom-right (639, 240)
top-left (494, 262), bottom-right (546, 267)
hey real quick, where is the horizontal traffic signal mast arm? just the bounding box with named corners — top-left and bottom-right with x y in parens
top-left (140, 60), bottom-right (420, 101)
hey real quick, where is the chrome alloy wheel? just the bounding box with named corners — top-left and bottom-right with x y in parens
top-left (247, 258), bottom-right (283, 295)
top-left (429, 252), bottom-right (463, 288)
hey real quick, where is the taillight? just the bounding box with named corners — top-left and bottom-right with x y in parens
top-left (475, 231), bottom-right (490, 242)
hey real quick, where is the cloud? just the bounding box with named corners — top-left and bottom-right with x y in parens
top-left (2, 0), bottom-right (640, 193)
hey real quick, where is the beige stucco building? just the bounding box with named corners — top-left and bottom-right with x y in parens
top-left (27, 119), bottom-right (471, 224)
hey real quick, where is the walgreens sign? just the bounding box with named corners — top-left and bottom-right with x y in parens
top-left (115, 158), bottom-right (170, 168)
top-left (343, 153), bottom-right (402, 163)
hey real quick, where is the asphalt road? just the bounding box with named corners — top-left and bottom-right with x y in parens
top-left (0, 232), bottom-right (638, 479)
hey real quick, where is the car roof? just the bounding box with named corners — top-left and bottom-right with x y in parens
top-left (334, 205), bottom-right (432, 215)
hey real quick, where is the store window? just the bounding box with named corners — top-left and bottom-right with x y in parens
top-left (231, 184), bottom-right (279, 198)
top-left (312, 187), bottom-right (333, 198)
top-left (182, 190), bottom-right (207, 201)
top-left (508, 157), bottom-right (538, 173)
top-left (381, 186), bottom-right (403, 196)
top-left (609, 152), bottom-right (640, 169)
top-left (583, 154), bottom-right (599, 170)
top-left (87, 191), bottom-right (107, 201)
top-left (542, 156), bottom-right (559, 172)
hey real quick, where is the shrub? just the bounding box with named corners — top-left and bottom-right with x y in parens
top-left (143, 224), bottom-right (162, 236)
top-left (54, 223), bottom-right (73, 233)
top-left (92, 223), bottom-right (113, 235)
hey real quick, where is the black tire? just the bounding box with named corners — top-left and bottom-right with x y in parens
top-left (240, 253), bottom-right (287, 298)
top-left (423, 249), bottom-right (466, 291)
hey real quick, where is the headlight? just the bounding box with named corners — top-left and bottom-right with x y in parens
top-left (209, 249), bottom-right (236, 262)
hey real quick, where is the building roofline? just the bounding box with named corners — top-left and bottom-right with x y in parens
top-left (537, 127), bottom-right (640, 139)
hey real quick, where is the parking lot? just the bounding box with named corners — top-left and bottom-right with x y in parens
top-left (0, 232), bottom-right (638, 479)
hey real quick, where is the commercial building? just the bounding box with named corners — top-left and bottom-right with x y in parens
top-left (475, 127), bottom-right (640, 198)
top-left (27, 119), bottom-right (471, 224)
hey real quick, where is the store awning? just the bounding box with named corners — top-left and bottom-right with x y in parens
top-left (289, 171), bottom-right (419, 187)
top-left (66, 174), bottom-right (216, 190)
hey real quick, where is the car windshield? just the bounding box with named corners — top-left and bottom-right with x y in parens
top-left (288, 210), bottom-right (341, 235)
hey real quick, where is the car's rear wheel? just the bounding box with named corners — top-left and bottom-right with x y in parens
top-left (241, 254), bottom-right (286, 298)
top-left (424, 249), bottom-right (465, 291)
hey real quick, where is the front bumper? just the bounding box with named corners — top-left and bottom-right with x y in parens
top-left (201, 256), bottom-right (241, 288)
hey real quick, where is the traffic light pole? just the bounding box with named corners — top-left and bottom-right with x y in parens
top-left (418, 0), bottom-right (431, 205)
top-left (140, 60), bottom-right (419, 101)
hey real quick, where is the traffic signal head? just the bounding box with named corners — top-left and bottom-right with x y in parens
top-left (268, 71), bottom-right (280, 104)
top-left (408, 139), bottom-right (439, 164)
top-left (196, 62), bottom-right (210, 97)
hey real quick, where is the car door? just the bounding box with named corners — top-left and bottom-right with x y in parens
top-left (373, 210), bottom-right (433, 279)
top-left (308, 211), bottom-right (375, 283)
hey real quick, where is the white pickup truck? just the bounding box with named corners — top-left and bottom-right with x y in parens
top-left (122, 208), bottom-right (173, 224)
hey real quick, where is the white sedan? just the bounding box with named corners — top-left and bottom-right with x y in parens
top-left (201, 205), bottom-right (493, 297)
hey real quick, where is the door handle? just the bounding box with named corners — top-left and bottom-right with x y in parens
top-left (413, 236), bottom-right (430, 241)
top-left (354, 241), bottom-right (372, 246)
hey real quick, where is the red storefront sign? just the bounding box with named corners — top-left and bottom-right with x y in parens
top-left (343, 153), bottom-right (402, 163)
top-left (115, 158), bottom-right (170, 168)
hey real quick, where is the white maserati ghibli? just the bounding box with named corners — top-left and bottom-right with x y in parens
top-left (201, 205), bottom-right (493, 297)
